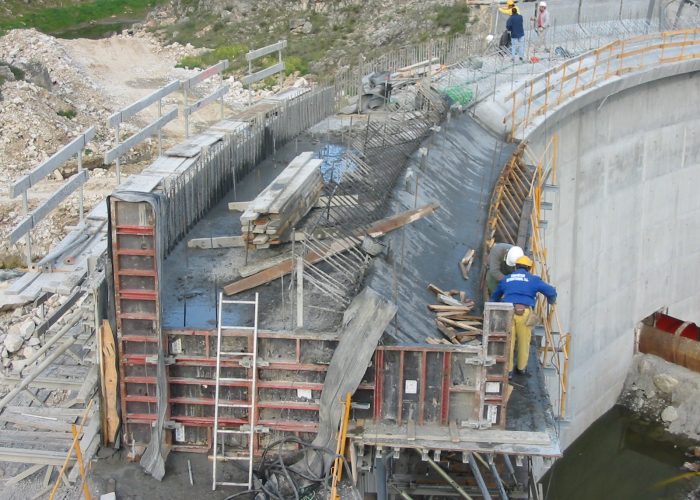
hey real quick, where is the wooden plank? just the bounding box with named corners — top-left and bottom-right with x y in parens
top-left (366, 202), bottom-right (439, 238)
top-left (250, 152), bottom-right (314, 213)
top-left (76, 364), bottom-right (98, 404)
top-left (0, 376), bottom-right (83, 391)
top-left (238, 252), bottom-right (292, 277)
top-left (223, 203), bottom-right (439, 295)
top-left (100, 321), bottom-right (120, 445)
top-left (4, 407), bottom-right (84, 417)
top-left (5, 464), bottom-right (45, 486)
top-left (0, 430), bottom-right (73, 444)
top-left (459, 249), bottom-right (475, 280)
top-left (0, 447), bottom-right (74, 466)
top-left (0, 413), bottom-right (74, 432)
top-left (223, 237), bottom-right (356, 295)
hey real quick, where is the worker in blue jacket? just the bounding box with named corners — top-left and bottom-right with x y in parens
top-left (491, 255), bottom-right (557, 378)
top-left (506, 7), bottom-right (526, 62)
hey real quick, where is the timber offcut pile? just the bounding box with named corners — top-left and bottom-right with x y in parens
top-left (425, 284), bottom-right (484, 345)
top-left (240, 151), bottom-right (323, 249)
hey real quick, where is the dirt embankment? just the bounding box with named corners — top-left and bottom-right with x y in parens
top-left (0, 28), bottom-right (291, 267)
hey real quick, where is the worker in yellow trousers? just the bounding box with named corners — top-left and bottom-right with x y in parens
top-left (490, 255), bottom-right (557, 379)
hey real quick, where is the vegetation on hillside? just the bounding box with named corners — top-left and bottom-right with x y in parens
top-left (0, 0), bottom-right (165, 37)
top-left (1, 1), bottom-right (472, 79)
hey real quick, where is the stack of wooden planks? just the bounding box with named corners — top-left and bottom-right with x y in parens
top-left (240, 152), bottom-right (323, 249)
top-left (425, 284), bottom-right (484, 345)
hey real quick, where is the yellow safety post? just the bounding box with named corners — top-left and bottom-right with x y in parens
top-left (331, 392), bottom-right (352, 500)
top-left (50, 399), bottom-right (94, 500)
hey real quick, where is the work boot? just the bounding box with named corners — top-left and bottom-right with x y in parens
top-left (516, 368), bottom-right (529, 377)
top-left (508, 371), bottom-right (514, 380)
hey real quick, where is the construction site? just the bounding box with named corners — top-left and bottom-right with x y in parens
top-left (1, 0), bottom-right (700, 498)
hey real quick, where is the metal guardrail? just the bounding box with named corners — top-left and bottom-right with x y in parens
top-left (182, 60), bottom-right (229, 138)
top-left (104, 80), bottom-right (180, 182)
top-left (242, 40), bottom-right (287, 86)
top-left (524, 135), bottom-right (571, 420)
top-left (506, 28), bottom-right (700, 139)
top-left (9, 127), bottom-right (96, 266)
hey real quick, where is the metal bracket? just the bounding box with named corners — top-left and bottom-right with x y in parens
top-left (483, 356), bottom-right (497, 367)
top-left (433, 450), bottom-right (441, 462)
top-left (464, 357), bottom-right (485, 366)
top-left (393, 447), bottom-right (401, 459)
top-left (239, 358), bottom-right (269, 368)
top-left (239, 425), bottom-right (270, 433)
top-left (146, 355), bottom-right (175, 365)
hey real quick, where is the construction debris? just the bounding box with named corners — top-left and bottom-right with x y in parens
top-left (223, 203), bottom-right (439, 295)
top-left (425, 283), bottom-right (483, 344)
top-left (459, 248), bottom-right (476, 280)
top-left (240, 152), bottom-right (323, 249)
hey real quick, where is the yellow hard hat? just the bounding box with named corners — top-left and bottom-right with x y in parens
top-left (506, 0), bottom-right (515, 5)
top-left (516, 255), bottom-right (533, 267)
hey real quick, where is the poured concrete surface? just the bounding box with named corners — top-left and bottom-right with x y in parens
top-left (365, 112), bottom-right (513, 344)
top-left (160, 136), bottom-right (326, 330)
top-left (522, 70), bottom-right (700, 448)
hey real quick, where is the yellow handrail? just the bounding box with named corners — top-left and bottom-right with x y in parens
top-left (507, 28), bottom-right (700, 140)
top-left (527, 136), bottom-right (571, 419)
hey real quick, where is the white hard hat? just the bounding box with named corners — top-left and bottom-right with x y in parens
top-left (505, 246), bottom-right (524, 267)
top-left (539, 1), bottom-right (547, 6)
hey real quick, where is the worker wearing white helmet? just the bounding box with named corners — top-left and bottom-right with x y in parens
top-left (533, 1), bottom-right (550, 52)
top-left (486, 243), bottom-right (523, 296)
top-left (491, 255), bottom-right (557, 378)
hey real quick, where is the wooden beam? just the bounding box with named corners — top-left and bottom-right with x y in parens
top-left (223, 203), bottom-right (439, 295)
top-left (100, 320), bottom-right (120, 446)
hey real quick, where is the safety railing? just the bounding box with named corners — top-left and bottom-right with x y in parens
top-left (524, 134), bottom-right (571, 420)
top-left (506, 28), bottom-right (700, 140)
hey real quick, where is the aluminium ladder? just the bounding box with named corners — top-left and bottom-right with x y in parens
top-left (212, 292), bottom-right (259, 491)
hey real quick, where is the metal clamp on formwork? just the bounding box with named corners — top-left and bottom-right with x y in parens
top-left (146, 355), bottom-right (176, 365)
top-left (239, 357), bottom-right (269, 368)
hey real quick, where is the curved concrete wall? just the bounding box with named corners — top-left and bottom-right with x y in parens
top-left (526, 69), bottom-right (700, 447)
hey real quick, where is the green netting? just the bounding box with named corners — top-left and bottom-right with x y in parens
top-left (442, 85), bottom-right (474, 105)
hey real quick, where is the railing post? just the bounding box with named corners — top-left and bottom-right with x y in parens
top-left (556, 64), bottom-right (567, 105)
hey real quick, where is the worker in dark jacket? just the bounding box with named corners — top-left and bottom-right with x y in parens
top-left (486, 243), bottom-right (523, 296)
top-left (491, 255), bottom-right (557, 377)
top-left (506, 7), bottom-right (526, 62)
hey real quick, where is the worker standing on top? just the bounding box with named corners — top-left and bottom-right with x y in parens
top-left (506, 7), bottom-right (526, 62)
top-left (499, 0), bottom-right (520, 15)
top-left (533, 1), bottom-right (550, 53)
top-left (486, 243), bottom-right (524, 296)
top-left (490, 255), bottom-right (557, 379)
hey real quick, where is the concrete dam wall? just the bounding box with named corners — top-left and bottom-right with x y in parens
top-left (526, 69), bottom-right (700, 448)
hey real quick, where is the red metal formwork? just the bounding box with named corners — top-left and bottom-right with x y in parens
top-left (109, 197), bottom-right (170, 457)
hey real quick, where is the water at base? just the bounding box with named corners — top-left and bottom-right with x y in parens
top-left (543, 406), bottom-right (700, 500)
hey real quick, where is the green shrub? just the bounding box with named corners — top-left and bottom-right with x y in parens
top-left (0, 0), bottom-right (165, 35)
top-left (434, 4), bottom-right (471, 34)
top-left (57, 109), bottom-right (77, 119)
top-left (284, 56), bottom-right (308, 76)
top-left (176, 44), bottom-right (247, 70)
